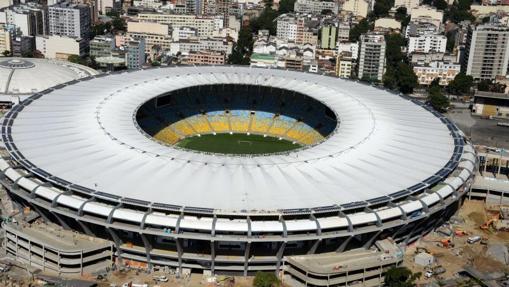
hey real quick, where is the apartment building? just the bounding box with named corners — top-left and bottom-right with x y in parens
top-left (127, 21), bottom-right (172, 53)
top-left (407, 34), bottom-right (447, 54)
top-left (170, 38), bottom-right (232, 55)
top-left (342, 0), bottom-right (369, 18)
top-left (126, 38), bottom-right (145, 69)
top-left (294, 0), bottom-right (339, 15)
top-left (358, 33), bottom-right (386, 81)
top-left (48, 2), bottom-right (91, 39)
top-left (413, 61), bottom-right (461, 86)
top-left (0, 3), bottom-right (47, 36)
top-left (462, 24), bottom-right (509, 80)
top-left (183, 50), bottom-right (226, 65)
top-left (90, 35), bottom-right (115, 58)
top-left (137, 13), bottom-right (223, 38)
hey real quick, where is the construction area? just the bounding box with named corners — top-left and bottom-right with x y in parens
top-left (404, 200), bottom-right (509, 286)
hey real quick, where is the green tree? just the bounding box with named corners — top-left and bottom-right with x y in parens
top-left (384, 266), bottom-right (422, 287)
top-left (250, 3), bottom-right (278, 35)
top-left (428, 85), bottom-right (450, 112)
top-left (277, 0), bottom-right (295, 14)
top-left (92, 22), bottom-right (112, 36)
top-left (2, 50), bottom-right (10, 57)
top-left (228, 26), bottom-right (254, 65)
top-left (447, 72), bottom-right (473, 95)
top-left (253, 272), bottom-right (280, 287)
top-left (385, 33), bottom-right (406, 68)
top-left (112, 16), bottom-right (126, 31)
top-left (373, 0), bottom-right (394, 18)
top-left (433, 0), bottom-right (448, 10)
top-left (68, 55), bottom-right (87, 65)
top-left (349, 19), bottom-right (371, 42)
top-left (396, 62), bottom-right (418, 94)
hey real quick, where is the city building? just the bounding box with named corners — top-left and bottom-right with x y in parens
top-left (410, 6), bottom-right (443, 26)
top-left (250, 52), bottom-right (277, 68)
top-left (90, 35), bottom-right (115, 58)
top-left (320, 24), bottom-right (337, 49)
top-left (170, 37), bottom-right (232, 55)
top-left (342, 0), bottom-right (369, 18)
top-left (358, 33), bottom-right (386, 81)
top-left (405, 19), bottom-right (441, 38)
top-left (394, 0), bottom-right (419, 10)
top-left (48, 2), bottom-right (91, 39)
top-left (0, 3), bottom-right (47, 36)
top-left (10, 33), bottom-right (34, 57)
top-left (0, 24), bottom-right (10, 53)
top-left (336, 52), bottom-right (353, 78)
top-left (337, 22), bottom-right (350, 42)
top-left (410, 52), bottom-right (457, 65)
top-left (35, 35), bottom-right (89, 59)
top-left (294, 0), bottom-right (339, 15)
top-left (136, 13), bottom-right (223, 38)
top-left (183, 50), bottom-right (226, 65)
top-left (461, 24), bottom-right (509, 80)
top-left (413, 61), bottom-right (461, 86)
top-left (276, 14), bottom-right (298, 41)
top-left (374, 18), bottom-right (401, 32)
top-left (126, 38), bottom-right (145, 69)
top-left (407, 34), bottom-right (447, 54)
top-left (127, 21), bottom-right (172, 53)
top-left (337, 41), bottom-right (359, 60)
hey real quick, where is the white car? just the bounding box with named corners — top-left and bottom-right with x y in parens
top-left (424, 270), bottom-right (433, 278)
top-left (153, 275), bottom-right (169, 282)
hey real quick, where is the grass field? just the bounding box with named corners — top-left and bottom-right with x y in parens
top-left (176, 133), bottom-right (302, 154)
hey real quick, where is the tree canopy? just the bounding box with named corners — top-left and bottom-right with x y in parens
top-left (228, 26), bottom-right (254, 65)
top-left (278, 0), bottom-right (295, 14)
top-left (384, 266), bottom-right (422, 287)
top-left (447, 72), bottom-right (473, 95)
top-left (349, 19), bottom-right (372, 42)
top-left (373, 0), bottom-right (394, 18)
top-left (253, 272), bottom-right (280, 287)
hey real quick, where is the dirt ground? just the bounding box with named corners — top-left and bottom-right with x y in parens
top-left (405, 200), bottom-right (509, 285)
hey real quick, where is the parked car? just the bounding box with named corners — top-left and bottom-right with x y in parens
top-left (467, 235), bottom-right (481, 244)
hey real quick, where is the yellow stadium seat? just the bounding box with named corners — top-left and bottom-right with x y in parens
top-left (268, 117), bottom-right (294, 137)
top-left (154, 127), bottom-right (181, 144)
top-left (208, 115), bottom-right (230, 132)
top-left (230, 116), bottom-right (249, 133)
top-left (171, 120), bottom-right (195, 136)
top-left (187, 115), bottom-right (213, 134)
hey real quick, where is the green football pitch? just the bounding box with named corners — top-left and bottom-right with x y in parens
top-left (176, 133), bottom-right (302, 155)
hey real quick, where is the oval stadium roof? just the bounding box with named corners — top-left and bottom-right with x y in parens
top-left (5, 66), bottom-right (456, 213)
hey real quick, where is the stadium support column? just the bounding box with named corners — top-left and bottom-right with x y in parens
top-left (275, 241), bottom-right (286, 274)
top-left (77, 197), bottom-right (96, 236)
top-left (107, 203), bottom-right (124, 266)
top-left (140, 234), bottom-right (152, 270)
top-left (307, 213), bottom-right (321, 255)
top-left (337, 236), bottom-right (352, 252)
top-left (140, 207), bottom-right (153, 270)
top-left (211, 241), bottom-right (216, 274)
top-left (50, 192), bottom-right (71, 230)
top-left (211, 215), bottom-right (217, 275)
top-left (176, 238), bottom-right (183, 275)
top-left (244, 241), bottom-right (251, 276)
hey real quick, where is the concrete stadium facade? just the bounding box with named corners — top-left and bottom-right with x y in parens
top-left (0, 66), bottom-right (476, 275)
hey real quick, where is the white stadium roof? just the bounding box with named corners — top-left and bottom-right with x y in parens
top-left (6, 66), bottom-right (456, 213)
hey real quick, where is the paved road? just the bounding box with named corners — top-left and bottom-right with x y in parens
top-left (447, 107), bottom-right (509, 150)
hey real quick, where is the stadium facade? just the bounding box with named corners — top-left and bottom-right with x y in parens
top-left (0, 66), bottom-right (476, 275)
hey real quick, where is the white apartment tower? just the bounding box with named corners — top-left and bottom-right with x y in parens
top-left (48, 2), bottom-right (91, 39)
top-left (358, 33), bottom-right (386, 81)
top-left (462, 24), bottom-right (509, 80)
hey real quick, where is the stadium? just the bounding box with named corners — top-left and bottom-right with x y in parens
top-left (0, 66), bottom-right (476, 276)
